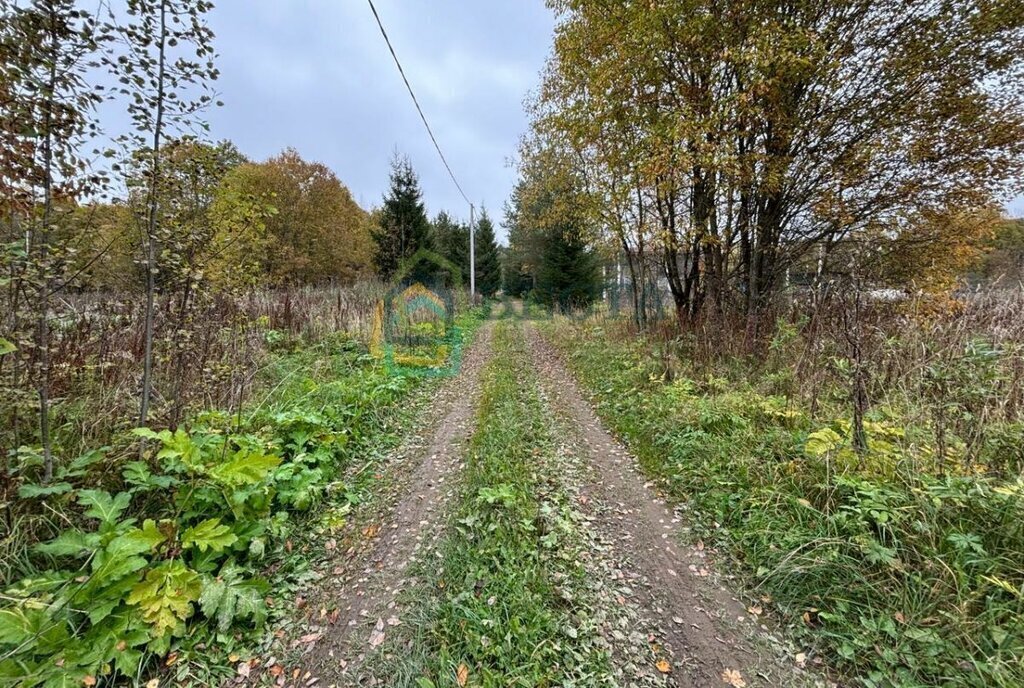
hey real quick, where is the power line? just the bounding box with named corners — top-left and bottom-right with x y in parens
top-left (366, 0), bottom-right (472, 208)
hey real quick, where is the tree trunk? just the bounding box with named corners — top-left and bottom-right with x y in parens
top-left (37, 8), bottom-right (58, 482)
top-left (139, 0), bottom-right (168, 429)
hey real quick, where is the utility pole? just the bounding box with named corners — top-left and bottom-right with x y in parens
top-left (469, 203), bottom-right (476, 302)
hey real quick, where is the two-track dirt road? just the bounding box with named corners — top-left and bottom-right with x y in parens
top-left (267, 311), bottom-right (825, 688)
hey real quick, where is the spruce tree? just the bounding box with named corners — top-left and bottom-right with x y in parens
top-left (501, 190), bottom-right (536, 297)
top-left (431, 210), bottom-right (468, 280)
top-left (536, 221), bottom-right (601, 309)
top-left (474, 208), bottom-right (501, 297)
top-left (372, 155), bottom-right (432, 280)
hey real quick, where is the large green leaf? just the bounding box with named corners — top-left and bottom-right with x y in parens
top-left (199, 562), bottom-right (269, 631)
top-left (134, 427), bottom-right (204, 469)
top-left (18, 482), bottom-right (74, 499)
top-left (34, 530), bottom-right (100, 558)
top-left (89, 547), bottom-right (148, 584)
top-left (0, 337), bottom-right (15, 356)
top-left (63, 447), bottom-right (110, 478)
top-left (77, 490), bottom-right (132, 524)
top-left (208, 450), bottom-right (281, 487)
top-left (181, 518), bottom-right (237, 553)
top-left (84, 573), bottom-right (138, 626)
top-left (0, 607), bottom-right (34, 645)
top-left (127, 561), bottom-right (201, 638)
top-left (122, 461), bottom-right (176, 491)
top-left (0, 604), bottom-right (68, 650)
top-left (113, 519), bottom-right (167, 555)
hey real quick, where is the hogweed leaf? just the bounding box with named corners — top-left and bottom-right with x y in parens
top-left (182, 518), bottom-right (237, 553)
top-left (120, 519), bottom-right (168, 554)
top-left (127, 561), bottom-right (201, 638)
top-left (18, 482), bottom-right (74, 499)
top-left (199, 562), bottom-right (268, 631)
top-left (78, 490), bottom-right (132, 524)
top-left (208, 450), bottom-right (281, 487)
top-left (35, 530), bottom-right (101, 557)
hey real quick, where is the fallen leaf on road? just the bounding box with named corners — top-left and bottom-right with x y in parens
top-left (456, 663), bottom-right (469, 687)
top-left (747, 604), bottom-right (762, 616)
top-left (656, 659), bottom-right (671, 673)
top-left (299, 632), bottom-right (322, 644)
top-left (363, 524), bottom-right (380, 538)
top-left (722, 668), bottom-right (747, 687)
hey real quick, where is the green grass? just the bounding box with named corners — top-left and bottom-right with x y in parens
top-left (389, 319), bottom-right (611, 688)
top-left (545, 318), bottom-right (1024, 688)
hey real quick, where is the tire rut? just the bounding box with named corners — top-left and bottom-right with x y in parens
top-left (524, 322), bottom-right (826, 688)
top-left (298, 320), bottom-right (496, 684)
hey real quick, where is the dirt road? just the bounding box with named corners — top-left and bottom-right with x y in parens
top-left (271, 313), bottom-right (823, 687)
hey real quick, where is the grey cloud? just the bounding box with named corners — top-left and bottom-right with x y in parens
top-left (204, 0), bottom-right (554, 241)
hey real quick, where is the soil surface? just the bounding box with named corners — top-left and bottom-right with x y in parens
top-left (298, 320), bottom-right (496, 684)
top-left (523, 322), bottom-right (824, 688)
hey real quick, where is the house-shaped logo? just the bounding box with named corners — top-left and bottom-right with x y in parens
top-left (370, 249), bottom-right (465, 378)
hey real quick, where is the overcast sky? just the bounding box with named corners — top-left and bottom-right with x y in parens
top-left (202, 1), bottom-right (554, 241)
top-left (199, 1), bottom-right (1022, 241)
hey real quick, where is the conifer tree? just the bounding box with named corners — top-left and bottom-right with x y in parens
top-left (431, 210), bottom-right (468, 278)
top-left (474, 208), bottom-right (501, 297)
top-left (536, 221), bottom-right (600, 309)
top-left (372, 154), bottom-right (432, 280)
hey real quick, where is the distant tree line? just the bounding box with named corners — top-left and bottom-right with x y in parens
top-left (59, 145), bottom-right (375, 293)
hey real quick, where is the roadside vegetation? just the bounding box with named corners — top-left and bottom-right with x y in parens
top-left (392, 320), bottom-right (610, 688)
top-left (509, 3), bottom-right (1024, 685)
top-left (1, 301), bottom-right (480, 685)
top-left (1, 1), bottom-right (482, 683)
top-left (4, 0), bottom-right (1024, 685)
top-left (545, 289), bottom-right (1024, 688)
